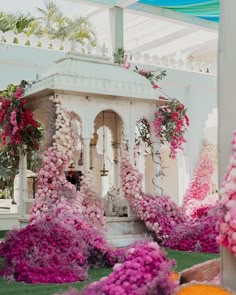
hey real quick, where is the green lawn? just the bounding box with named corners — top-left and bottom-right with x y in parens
top-left (166, 248), bottom-right (219, 272)
top-left (0, 248), bottom-right (219, 295)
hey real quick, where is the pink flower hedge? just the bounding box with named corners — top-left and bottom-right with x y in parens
top-left (120, 149), bottom-right (219, 253)
top-left (0, 221), bottom-right (89, 283)
top-left (217, 131), bottom-right (236, 256)
top-left (166, 212), bottom-right (219, 253)
top-left (80, 241), bottom-right (177, 295)
top-left (0, 97), bottom-right (124, 283)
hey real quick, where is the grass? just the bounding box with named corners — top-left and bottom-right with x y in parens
top-left (0, 248), bottom-right (219, 295)
top-left (165, 248), bottom-right (219, 272)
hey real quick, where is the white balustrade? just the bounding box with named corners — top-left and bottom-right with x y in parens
top-left (0, 31), bottom-right (216, 74)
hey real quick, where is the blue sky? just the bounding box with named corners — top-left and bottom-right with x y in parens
top-left (0, 0), bottom-right (79, 16)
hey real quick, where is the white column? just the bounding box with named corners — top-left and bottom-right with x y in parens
top-left (101, 176), bottom-right (109, 198)
top-left (219, 0), bottom-right (236, 290)
top-left (18, 151), bottom-right (28, 222)
top-left (113, 143), bottom-right (121, 189)
top-left (109, 7), bottom-right (124, 53)
top-left (90, 145), bottom-right (96, 170)
top-left (83, 138), bottom-right (90, 171)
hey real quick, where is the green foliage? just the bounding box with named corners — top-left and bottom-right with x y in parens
top-left (0, 1), bottom-right (96, 45)
top-left (0, 146), bottom-right (19, 198)
top-left (113, 47), bottom-right (126, 65)
top-left (0, 12), bottom-right (37, 34)
top-left (0, 189), bottom-right (11, 199)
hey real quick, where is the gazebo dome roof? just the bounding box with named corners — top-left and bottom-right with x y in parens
top-left (24, 53), bottom-right (156, 100)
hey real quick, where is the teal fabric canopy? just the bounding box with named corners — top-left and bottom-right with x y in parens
top-left (138, 0), bottom-right (220, 22)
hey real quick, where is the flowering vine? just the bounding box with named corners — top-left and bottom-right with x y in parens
top-left (153, 99), bottom-right (189, 159)
top-left (134, 66), bottom-right (166, 89)
top-left (0, 82), bottom-right (43, 155)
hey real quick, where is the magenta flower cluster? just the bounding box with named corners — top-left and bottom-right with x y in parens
top-left (0, 221), bottom-right (89, 283)
top-left (80, 241), bottom-right (177, 295)
top-left (0, 97), bottom-right (124, 283)
top-left (217, 131), bottom-right (236, 256)
top-left (120, 150), bottom-right (219, 253)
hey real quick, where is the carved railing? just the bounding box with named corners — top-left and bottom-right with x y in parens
top-left (128, 51), bottom-right (217, 75)
top-left (0, 30), bottom-right (217, 74)
top-left (0, 30), bottom-right (108, 56)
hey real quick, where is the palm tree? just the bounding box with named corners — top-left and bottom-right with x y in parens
top-left (37, 1), bottom-right (96, 45)
top-left (0, 12), bottom-right (16, 32)
top-left (0, 1), bottom-right (97, 45)
top-left (0, 12), bottom-right (37, 35)
top-left (36, 1), bottom-right (67, 39)
top-left (66, 17), bottom-right (96, 46)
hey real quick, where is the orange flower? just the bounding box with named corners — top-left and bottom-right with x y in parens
top-left (169, 272), bottom-right (180, 282)
top-left (177, 284), bottom-right (233, 295)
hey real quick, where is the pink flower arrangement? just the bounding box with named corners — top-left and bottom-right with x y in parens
top-left (153, 99), bottom-right (189, 159)
top-left (120, 150), bottom-right (186, 243)
top-left (80, 241), bottom-right (177, 295)
top-left (120, 149), bottom-right (219, 253)
top-left (217, 131), bottom-right (236, 256)
top-left (166, 212), bottom-right (219, 253)
top-left (183, 140), bottom-right (217, 218)
top-left (0, 96), bottom-right (125, 283)
top-left (0, 221), bottom-right (89, 283)
top-left (80, 171), bottom-right (105, 229)
top-left (30, 96), bottom-right (83, 221)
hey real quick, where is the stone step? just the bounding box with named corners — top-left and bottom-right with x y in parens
top-left (106, 233), bottom-right (151, 247)
top-left (105, 216), bottom-right (148, 236)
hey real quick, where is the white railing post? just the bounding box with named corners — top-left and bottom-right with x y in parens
top-left (18, 150), bottom-right (28, 223)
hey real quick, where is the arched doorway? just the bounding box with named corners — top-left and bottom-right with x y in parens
top-left (92, 110), bottom-right (123, 198)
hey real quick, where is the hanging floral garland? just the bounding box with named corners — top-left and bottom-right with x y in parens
top-left (153, 99), bottom-right (189, 159)
top-left (0, 81), bottom-right (43, 155)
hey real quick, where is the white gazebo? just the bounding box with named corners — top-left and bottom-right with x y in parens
top-left (18, 50), bottom-right (164, 245)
